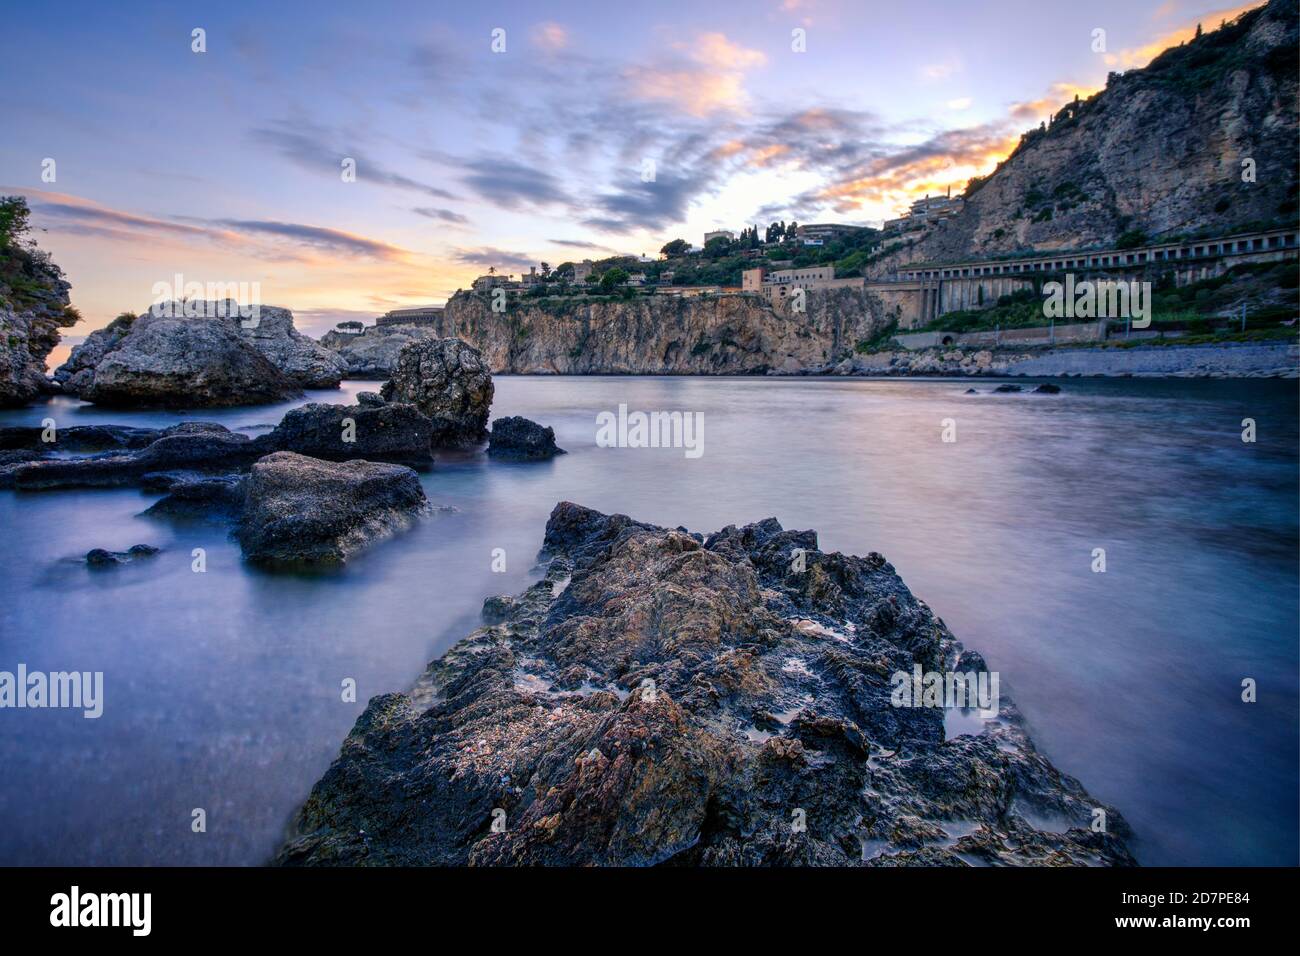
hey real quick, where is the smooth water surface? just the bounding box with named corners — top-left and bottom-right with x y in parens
top-left (1, 376), bottom-right (1296, 866)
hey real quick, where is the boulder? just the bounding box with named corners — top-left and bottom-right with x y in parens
top-left (1033, 383), bottom-right (1062, 393)
top-left (253, 400), bottom-right (435, 467)
top-left (53, 312), bottom-right (138, 394)
top-left (141, 473), bottom-right (248, 518)
top-left (226, 303), bottom-right (346, 389)
top-left (75, 313), bottom-right (301, 407)
top-left (276, 502), bottom-right (1136, 867)
top-left (487, 416), bottom-right (565, 460)
top-left (236, 452), bottom-right (428, 566)
top-left (380, 339), bottom-right (493, 446)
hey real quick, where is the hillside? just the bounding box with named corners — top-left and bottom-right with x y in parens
top-left (872, 0), bottom-right (1299, 271)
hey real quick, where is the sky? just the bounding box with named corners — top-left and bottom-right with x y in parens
top-left (0, 0), bottom-right (1262, 341)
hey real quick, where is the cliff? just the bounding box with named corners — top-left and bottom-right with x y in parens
top-left (0, 198), bottom-right (77, 407)
top-left (873, 0), bottom-right (1299, 271)
top-left (390, 288), bottom-right (890, 375)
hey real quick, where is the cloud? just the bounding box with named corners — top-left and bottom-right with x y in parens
top-left (548, 239), bottom-right (610, 249)
top-left (413, 207), bottom-right (470, 224)
top-left (628, 32), bottom-right (767, 116)
top-left (454, 155), bottom-right (571, 209)
top-left (209, 220), bottom-right (408, 260)
top-left (451, 247), bottom-right (536, 271)
top-left (947, 97), bottom-right (973, 111)
top-left (532, 22), bottom-right (569, 52)
top-left (251, 122), bottom-right (454, 199)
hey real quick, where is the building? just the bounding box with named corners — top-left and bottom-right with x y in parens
top-left (572, 260), bottom-right (594, 284)
top-left (703, 229), bottom-right (735, 245)
top-left (518, 265), bottom-right (543, 287)
top-left (377, 305), bottom-right (444, 327)
top-left (742, 265), bottom-right (865, 302)
top-left (795, 223), bottom-right (864, 243)
top-left (471, 272), bottom-right (512, 292)
top-left (626, 272), bottom-right (647, 286)
top-left (885, 189), bottom-right (965, 231)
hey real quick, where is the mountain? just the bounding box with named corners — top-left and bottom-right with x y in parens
top-left (872, 0), bottom-right (1299, 270)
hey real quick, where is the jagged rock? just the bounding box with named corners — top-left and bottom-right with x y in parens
top-left (356, 391), bottom-right (386, 408)
top-left (253, 400), bottom-right (435, 467)
top-left (73, 313), bottom-right (301, 407)
top-left (236, 452), bottom-right (428, 566)
top-left (0, 240), bottom-right (77, 407)
top-left (228, 303), bottom-right (346, 389)
top-left (57, 302), bottom-right (345, 394)
top-left (0, 422), bottom-right (166, 452)
top-left (486, 416), bottom-right (565, 460)
top-left (1033, 383), bottom-right (1062, 393)
top-left (53, 312), bottom-right (138, 394)
top-left (275, 502), bottom-right (1134, 867)
top-left (380, 339), bottom-right (494, 446)
top-left (85, 544), bottom-right (159, 567)
top-left (320, 325), bottom-right (438, 378)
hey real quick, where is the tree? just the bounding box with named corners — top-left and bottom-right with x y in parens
top-left (660, 238), bottom-right (690, 257)
top-left (539, 261), bottom-right (551, 278)
top-left (599, 267), bottom-right (629, 292)
top-left (0, 196), bottom-right (32, 250)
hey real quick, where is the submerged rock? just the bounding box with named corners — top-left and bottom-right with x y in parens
top-left (85, 544), bottom-right (159, 567)
top-left (992, 383), bottom-right (1023, 393)
top-left (380, 339), bottom-right (494, 447)
top-left (236, 452), bottom-right (428, 566)
top-left (276, 502), bottom-right (1134, 867)
top-left (253, 400), bottom-right (435, 468)
top-left (1033, 383), bottom-right (1062, 394)
top-left (486, 416), bottom-right (565, 460)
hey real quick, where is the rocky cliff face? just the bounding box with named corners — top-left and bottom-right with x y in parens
top-left (0, 244), bottom-right (76, 408)
top-left (873, 0), bottom-right (1299, 271)
top-left (276, 502), bottom-right (1134, 866)
top-left (396, 288), bottom-right (890, 375)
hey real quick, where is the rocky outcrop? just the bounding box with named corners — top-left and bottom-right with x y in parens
top-left (411, 288), bottom-right (890, 375)
top-left (236, 452), bottom-right (428, 566)
top-left (320, 324), bottom-right (437, 378)
top-left (231, 303), bottom-right (346, 388)
top-left (276, 502), bottom-right (1133, 867)
top-left (487, 416), bottom-right (565, 460)
top-left (256, 399), bottom-right (435, 468)
top-left (55, 300), bottom-right (344, 405)
top-left (70, 313), bottom-right (301, 408)
top-left (871, 1), bottom-right (1298, 270)
top-left (0, 228), bottom-right (77, 408)
top-left (380, 339), bottom-right (494, 446)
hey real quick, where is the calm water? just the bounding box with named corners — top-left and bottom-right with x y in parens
top-left (1, 376), bottom-right (1296, 866)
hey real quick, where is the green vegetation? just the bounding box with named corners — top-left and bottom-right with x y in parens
top-left (0, 195), bottom-right (71, 315)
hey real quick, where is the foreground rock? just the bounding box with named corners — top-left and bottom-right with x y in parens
top-left (236, 452), bottom-right (428, 566)
top-left (487, 416), bottom-right (565, 460)
top-left (276, 502), bottom-right (1133, 867)
top-left (255, 399), bottom-right (435, 468)
top-left (5, 423), bottom-right (260, 489)
top-left (380, 339), bottom-right (494, 446)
